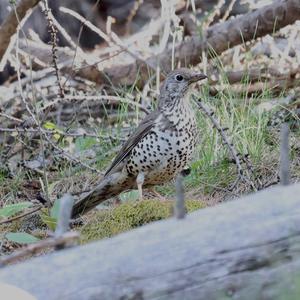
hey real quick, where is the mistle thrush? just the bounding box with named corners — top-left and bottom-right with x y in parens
top-left (72, 68), bottom-right (207, 217)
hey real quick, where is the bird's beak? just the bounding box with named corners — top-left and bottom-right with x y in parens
top-left (189, 73), bottom-right (207, 84)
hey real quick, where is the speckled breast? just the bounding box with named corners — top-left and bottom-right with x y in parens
top-left (125, 113), bottom-right (198, 185)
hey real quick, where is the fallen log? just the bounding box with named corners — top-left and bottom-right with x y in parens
top-left (6, 0), bottom-right (300, 88)
top-left (1, 183), bottom-right (300, 299)
top-left (74, 0), bottom-right (300, 86)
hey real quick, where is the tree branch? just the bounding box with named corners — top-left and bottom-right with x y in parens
top-left (0, 0), bottom-right (41, 68)
top-left (72, 0), bottom-right (300, 86)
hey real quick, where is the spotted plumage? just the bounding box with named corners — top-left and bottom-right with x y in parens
top-left (125, 98), bottom-right (198, 185)
top-left (72, 68), bottom-right (207, 217)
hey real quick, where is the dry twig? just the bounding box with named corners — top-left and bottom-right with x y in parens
top-left (193, 96), bottom-right (257, 191)
top-left (280, 123), bottom-right (290, 186)
top-left (0, 232), bottom-right (79, 267)
top-left (0, 0), bottom-right (41, 68)
top-left (0, 206), bottom-right (42, 225)
top-left (0, 194), bottom-right (77, 267)
top-left (54, 194), bottom-right (74, 238)
top-left (68, 0), bottom-right (300, 86)
top-left (42, 0), bottom-right (65, 99)
top-left (54, 194), bottom-right (74, 250)
top-left (174, 174), bottom-right (185, 219)
top-left (59, 6), bottom-right (156, 71)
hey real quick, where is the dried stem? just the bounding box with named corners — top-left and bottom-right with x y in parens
top-left (42, 132), bottom-right (102, 174)
top-left (203, 0), bottom-right (226, 28)
top-left (221, 0), bottom-right (237, 21)
top-left (59, 6), bottom-right (156, 71)
top-left (0, 206), bottom-right (42, 225)
top-left (13, 3), bottom-right (51, 207)
top-left (193, 97), bottom-right (257, 191)
top-left (0, 232), bottom-right (79, 267)
top-left (0, 0), bottom-right (41, 68)
top-left (54, 194), bottom-right (74, 250)
top-left (280, 123), bottom-right (290, 186)
top-left (0, 127), bottom-right (122, 141)
top-left (54, 194), bottom-right (74, 238)
top-left (42, 0), bottom-right (65, 99)
top-left (174, 174), bottom-right (185, 219)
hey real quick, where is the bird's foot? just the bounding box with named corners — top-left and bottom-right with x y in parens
top-left (136, 172), bottom-right (145, 201)
top-left (148, 188), bottom-right (168, 201)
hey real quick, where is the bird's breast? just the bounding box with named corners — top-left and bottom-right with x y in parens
top-left (125, 109), bottom-right (198, 185)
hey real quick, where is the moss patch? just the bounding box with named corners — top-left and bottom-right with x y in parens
top-left (80, 199), bottom-right (205, 244)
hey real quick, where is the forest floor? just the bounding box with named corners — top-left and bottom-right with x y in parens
top-left (0, 4), bottom-right (300, 257)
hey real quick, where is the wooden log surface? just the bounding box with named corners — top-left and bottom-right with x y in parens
top-left (1, 184), bottom-right (300, 299)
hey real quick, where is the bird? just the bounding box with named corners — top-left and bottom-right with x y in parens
top-left (71, 68), bottom-right (207, 217)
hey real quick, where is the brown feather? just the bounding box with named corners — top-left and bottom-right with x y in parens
top-left (104, 110), bottom-right (160, 176)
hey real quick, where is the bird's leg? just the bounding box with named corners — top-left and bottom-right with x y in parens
top-left (148, 188), bottom-right (167, 201)
top-left (136, 172), bottom-right (145, 201)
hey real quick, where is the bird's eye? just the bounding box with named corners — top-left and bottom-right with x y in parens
top-left (175, 74), bottom-right (183, 82)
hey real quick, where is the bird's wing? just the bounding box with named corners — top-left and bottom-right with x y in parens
top-left (104, 110), bottom-right (160, 176)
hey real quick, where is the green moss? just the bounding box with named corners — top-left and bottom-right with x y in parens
top-left (80, 199), bottom-right (205, 244)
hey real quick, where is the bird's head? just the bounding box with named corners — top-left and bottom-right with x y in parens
top-left (159, 68), bottom-right (207, 106)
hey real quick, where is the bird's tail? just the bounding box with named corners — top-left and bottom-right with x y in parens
top-left (71, 172), bottom-right (134, 218)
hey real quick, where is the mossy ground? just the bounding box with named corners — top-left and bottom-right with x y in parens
top-left (80, 199), bottom-right (206, 244)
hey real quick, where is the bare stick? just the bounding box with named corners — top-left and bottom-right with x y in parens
top-left (41, 95), bottom-right (150, 114)
top-left (193, 97), bottom-right (257, 191)
top-left (280, 123), bottom-right (290, 186)
top-left (42, 0), bottom-right (65, 99)
top-left (203, 0), bottom-right (226, 28)
top-left (13, 7), bottom-right (52, 207)
top-left (0, 232), bottom-right (79, 267)
top-left (54, 194), bottom-right (74, 238)
top-left (174, 174), bottom-right (185, 219)
top-left (0, 127), bottom-right (117, 140)
top-left (39, 2), bottom-right (78, 51)
top-left (0, 0), bottom-right (41, 66)
top-left (0, 113), bottom-right (23, 124)
top-left (54, 194), bottom-right (74, 251)
top-left (59, 6), bottom-right (156, 71)
top-left (42, 132), bottom-right (102, 174)
top-left (0, 206), bottom-right (42, 225)
top-left (221, 0), bottom-right (237, 21)
top-left (68, 0), bottom-right (300, 86)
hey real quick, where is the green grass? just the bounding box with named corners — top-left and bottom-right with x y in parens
top-left (0, 169), bottom-right (26, 206)
top-left (156, 82), bottom-right (276, 195)
top-left (1, 55), bottom-right (300, 210)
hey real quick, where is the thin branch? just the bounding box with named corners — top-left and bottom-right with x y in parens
top-left (203, 0), bottom-right (226, 28)
top-left (13, 3), bottom-right (51, 207)
top-left (221, 0), bottom-right (237, 21)
top-left (59, 6), bottom-right (156, 71)
top-left (0, 232), bottom-right (79, 267)
top-left (0, 127), bottom-right (115, 140)
top-left (39, 2), bottom-right (79, 51)
top-left (174, 174), bottom-right (185, 219)
top-left (41, 95), bottom-right (150, 114)
top-left (42, 132), bottom-right (103, 174)
top-left (42, 0), bottom-right (65, 99)
top-left (54, 194), bottom-right (74, 238)
top-left (280, 123), bottom-right (290, 186)
top-left (0, 206), bottom-right (42, 225)
top-left (0, 0), bottom-right (41, 68)
top-left (54, 194), bottom-right (74, 250)
top-left (193, 97), bottom-right (257, 191)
